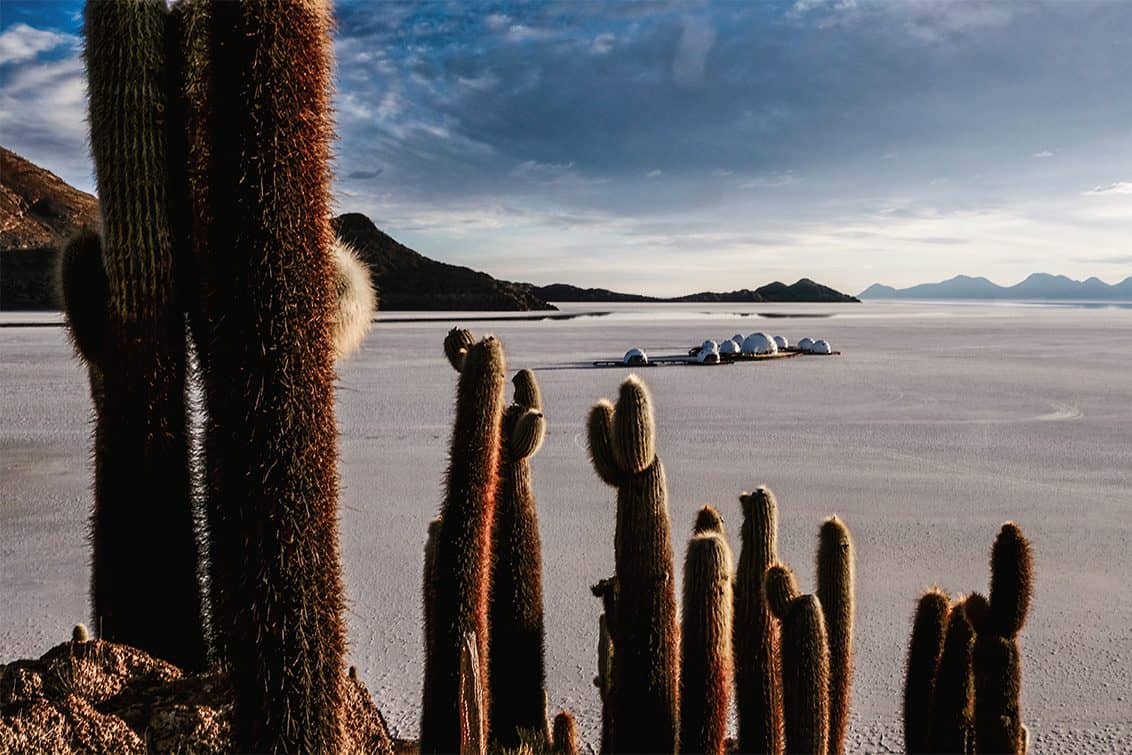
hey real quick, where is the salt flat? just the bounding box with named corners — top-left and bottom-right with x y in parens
top-left (2, 301), bottom-right (1130, 752)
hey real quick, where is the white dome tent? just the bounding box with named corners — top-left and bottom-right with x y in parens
top-left (811, 339), bottom-right (833, 354)
top-left (772, 335), bottom-right (789, 350)
top-left (695, 340), bottom-right (721, 364)
top-left (741, 332), bottom-right (778, 355)
top-left (719, 339), bottom-right (741, 355)
top-left (623, 347), bottom-right (648, 366)
top-left (798, 337), bottom-right (815, 353)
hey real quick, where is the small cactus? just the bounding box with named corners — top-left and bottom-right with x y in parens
top-left (551, 710), bottom-right (579, 755)
top-left (72, 624), bottom-right (91, 644)
top-left (931, 598), bottom-right (976, 755)
top-left (734, 487), bottom-right (784, 755)
top-left (329, 237), bottom-right (377, 360)
top-left (973, 523), bottom-right (1032, 755)
top-left (587, 376), bottom-right (679, 754)
top-left (693, 504), bottom-right (724, 535)
top-left (773, 585), bottom-right (831, 755)
top-left (420, 336), bottom-right (506, 754)
top-left (489, 369), bottom-right (550, 748)
top-left (816, 516), bottom-right (854, 755)
top-left (680, 532), bottom-right (734, 755)
top-left (903, 588), bottom-right (950, 754)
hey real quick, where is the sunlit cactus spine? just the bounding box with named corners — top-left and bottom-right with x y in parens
top-left (734, 487), bottom-right (784, 755)
top-left (78, 0), bottom-right (205, 671)
top-left (587, 375), bottom-right (679, 754)
top-left (186, 0), bottom-right (345, 749)
top-left (973, 523), bottom-right (1032, 755)
top-left (552, 710), bottom-right (580, 755)
top-left (931, 597), bottom-right (976, 754)
top-left (489, 368), bottom-right (550, 749)
top-left (420, 335), bottom-right (506, 754)
top-left (903, 588), bottom-right (950, 754)
top-left (680, 532), bottom-right (734, 755)
top-left (767, 564), bottom-right (830, 755)
top-left (816, 516), bottom-right (854, 755)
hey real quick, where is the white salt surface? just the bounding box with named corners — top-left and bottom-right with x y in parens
top-left (2, 301), bottom-right (1131, 752)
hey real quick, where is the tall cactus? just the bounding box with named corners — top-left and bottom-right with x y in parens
top-left (973, 523), bottom-right (1032, 755)
top-left (932, 598), bottom-right (976, 754)
top-left (766, 565), bottom-right (830, 755)
top-left (816, 516), bottom-right (854, 755)
top-left (903, 588), bottom-right (950, 754)
top-left (488, 369), bottom-right (549, 748)
top-left (420, 335), bottom-right (506, 754)
top-left (552, 710), bottom-right (580, 755)
top-left (680, 532), bottom-right (734, 755)
top-left (76, 0), bottom-right (205, 671)
top-left (734, 487), bottom-right (783, 755)
top-left (184, 0), bottom-right (346, 749)
top-left (587, 376), bottom-right (679, 754)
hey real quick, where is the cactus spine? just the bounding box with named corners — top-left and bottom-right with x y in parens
top-left (420, 335), bottom-right (506, 754)
top-left (185, 0), bottom-right (346, 749)
top-left (587, 376), bottom-right (679, 754)
top-left (78, 0), bottom-right (205, 671)
top-left (680, 532), bottom-right (734, 755)
top-left (903, 588), bottom-right (950, 754)
top-left (931, 598), bottom-right (976, 754)
top-left (766, 573), bottom-right (831, 755)
top-left (489, 369), bottom-right (550, 749)
top-left (816, 516), bottom-right (854, 755)
top-left (734, 487), bottom-right (784, 755)
top-left (973, 523), bottom-right (1032, 755)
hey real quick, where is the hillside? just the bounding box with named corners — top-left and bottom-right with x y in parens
top-left (1, 147), bottom-right (101, 309)
top-left (528, 277), bottom-right (858, 303)
top-left (860, 273), bottom-right (1132, 300)
top-left (330, 213), bottom-right (553, 311)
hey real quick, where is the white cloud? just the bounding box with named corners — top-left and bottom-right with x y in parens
top-left (485, 14), bottom-right (511, 31)
top-left (591, 33), bottom-right (615, 56)
top-left (1083, 181), bottom-right (1132, 196)
top-left (0, 23), bottom-right (75, 65)
top-left (645, 169), bottom-right (663, 179)
top-left (672, 16), bottom-right (716, 85)
top-left (740, 170), bottom-right (797, 188)
top-left (1032, 151), bottom-right (1054, 158)
top-left (712, 168), bottom-right (734, 177)
top-left (511, 160), bottom-right (609, 187)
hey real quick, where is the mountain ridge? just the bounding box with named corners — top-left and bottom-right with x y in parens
top-left (860, 273), bottom-right (1132, 300)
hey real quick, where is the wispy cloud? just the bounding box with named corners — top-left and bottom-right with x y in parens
top-left (0, 22), bottom-right (75, 65)
top-left (1032, 150), bottom-right (1054, 158)
top-left (1083, 181), bottom-right (1132, 196)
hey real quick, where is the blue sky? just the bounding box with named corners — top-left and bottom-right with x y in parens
top-left (2, 0), bottom-right (1130, 295)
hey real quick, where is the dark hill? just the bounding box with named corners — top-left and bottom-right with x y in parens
top-left (1, 147), bottom-right (101, 309)
top-left (331, 213), bottom-right (553, 311)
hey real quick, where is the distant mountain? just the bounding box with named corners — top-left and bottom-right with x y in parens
top-left (526, 283), bottom-right (659, 303)
top-left (529, 277), bottom-right (858, 303)
top-left (860, 273), bottom-right (1132, 301)
top-left (331, 213), bottom-right (553, 311)
top-left (1, 147), bottom-right (101, 309)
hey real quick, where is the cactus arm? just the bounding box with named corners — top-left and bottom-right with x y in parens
top-left (931, 599), bottom-right (976, 754)
top-left (587, 400), bottom-right (624, 487)
top-left (512, 368), bottom-right (542, 411)
top-left (59, 229), bottom-right (109, 368)
top-left (988, 522), bottom-right (1032, 638)
top-left (509, 409), bottom-right (546, 459)
top-left (816, 516), bottom-right (855, 755)
top-left (765, 563), bottom-right (801, 621)
top-left (903, 588), bottom-right (950, 754)
top-left (781, 594), bottom-right (831, 755)
top-left (444, 327), bottom-right (476, 372)
top-left (610, 375), bottom-right (656, 474)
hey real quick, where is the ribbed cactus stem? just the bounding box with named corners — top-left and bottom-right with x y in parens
top-left (816, 516), bottom-right (854, 755)
top-left (680, 533), bottom-right (734, 755)
top-left (552, 710), bottom-right (580, 755)
top-left (693, 504), bottom-right (724, 535)
top-left (81, 0), bottom-right (205, 671)
top-left (931, 599), bottom-right (975, 755)
top-left (192, 0), bottom-right (345, 747)
top-left (421, 336), bottom-right (506, 754)
top-left (974, 523), bottom-right (1032, 755)
top-left (903, 588), bottom-right (950, 754)
top-left (735, 487), bottom-right (784, 755)
top-left (488, 370), bottom-right (549, 749)
top-left (587, 376), bottom-right (679, 754)
top-left (445, 327), bottom-right (476, 372)
top-left (781, 594), bottom-right (830, 755)
top-left (765, 562), bottom-right (800, 622)
top-left (421, 516), bottom-right (442, 726)
top-left (512, 368), bottom-right (542, 410)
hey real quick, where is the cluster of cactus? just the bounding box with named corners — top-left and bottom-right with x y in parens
top-left (62, 1), bottom-right (376, 751)
top-left (420, 328), bottom-right (555, 753)
top-left (903, 523), bottom-right (1033, 754)
top-left (585, 375), bottom-right (856, 755)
